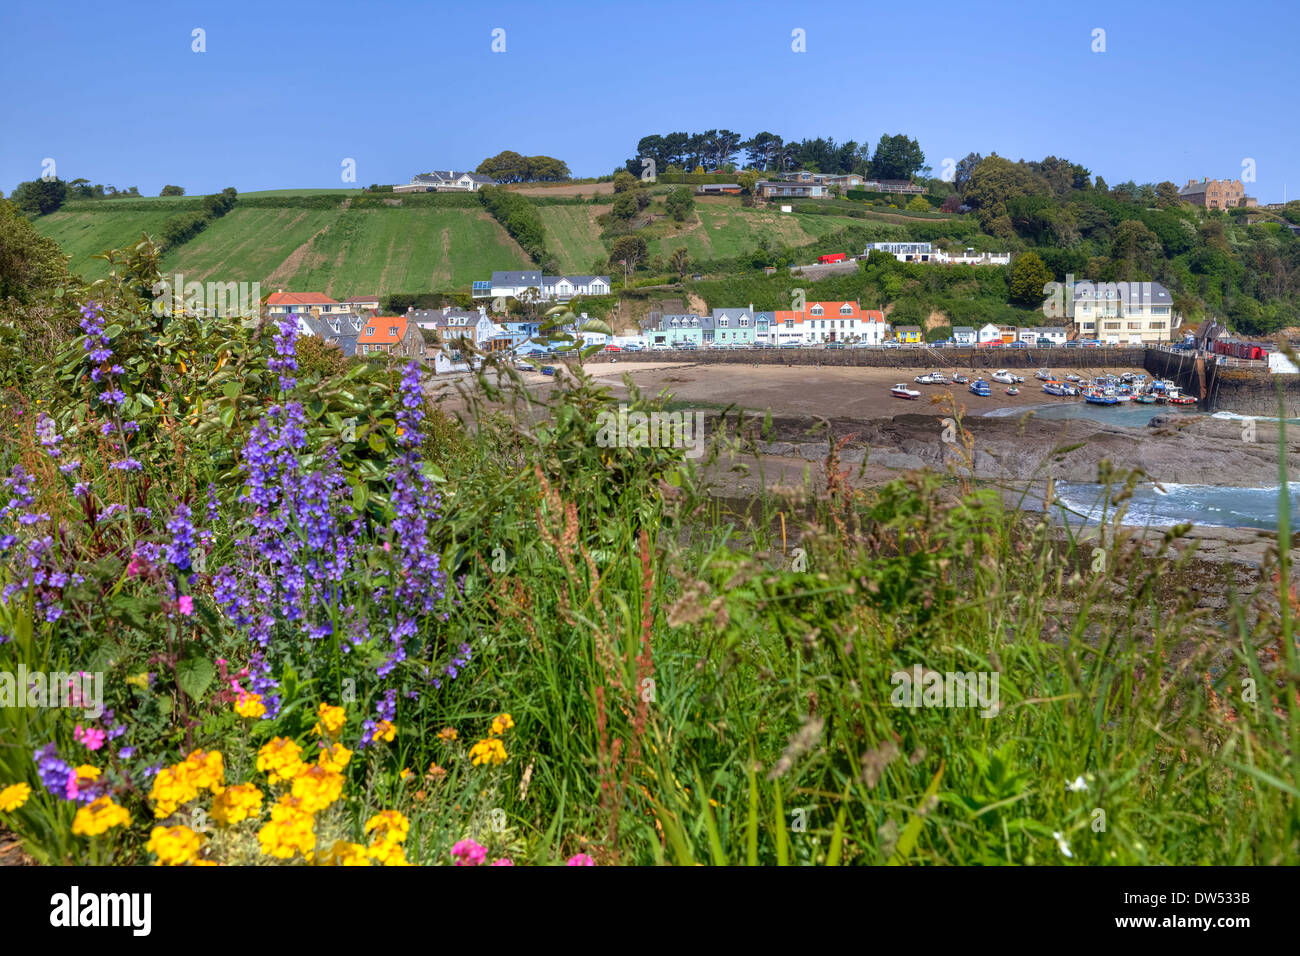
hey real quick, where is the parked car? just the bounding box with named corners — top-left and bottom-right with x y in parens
top-left (1008, 341), bottom-right (1029, 349)
top-left (1063, 341), bottom-right (1081, 348)
top-left (603, 345), bottom-right (622, 352)
top-left (825, 342), bottom-right (846, 349)
top-left (622, 343), bottom-right (643, 352)
top-left (882, 342), bottom-right (902, 349)
top-left (780, 342), bottom-right (802, 349)
top-left (515, 361), bottom-right (536, 372)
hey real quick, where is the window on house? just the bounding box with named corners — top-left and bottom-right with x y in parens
top-left (365, 328), bottom-right (374, 336)
top-left (784, 320), bottom-right (793, 329)
top-left (389, 327), bottom-right (398, 336)
top-left (840, 305), bottom-right (853, 315)
top-left (811, 306), bottom-right (823, 315)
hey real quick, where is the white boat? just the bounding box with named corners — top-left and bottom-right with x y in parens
top-left (1035, 368), bottom-right (1053, 380)
top-left (991, 369), bottom-right (1025, 384)
top-left (1042, 380), bottom-right (1076, 397)
top-left (914, 372), bottom-right (943, 384)
top-left (891, 383), bottom-right (921, 399)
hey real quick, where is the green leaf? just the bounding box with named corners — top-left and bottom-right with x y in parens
top-left (175, 656), bottom-right (215, 702)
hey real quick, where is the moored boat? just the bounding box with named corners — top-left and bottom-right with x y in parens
top-left (1005, 386), bottom-right (1020, 395)
top-left (969, 379), bottom-right (991, 396)
top-left (891, 383), bottom-right (921, 399)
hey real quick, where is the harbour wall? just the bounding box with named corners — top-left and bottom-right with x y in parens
top-left (585, 347), bottom-right (1148, 370)
top-left (1142, 349), bottom-right (1300, 417)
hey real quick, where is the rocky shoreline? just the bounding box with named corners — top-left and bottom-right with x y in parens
top-left (743, 410), bottom-right (1300, 487)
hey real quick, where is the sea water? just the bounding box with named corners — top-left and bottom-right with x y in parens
top-left (1050, 481), bottom-right (1300, 531)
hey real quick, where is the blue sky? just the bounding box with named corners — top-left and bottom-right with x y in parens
top-left (2, 0), bottom-right (1297, 201)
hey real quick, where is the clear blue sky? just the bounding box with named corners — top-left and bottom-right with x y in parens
top-left (2, 0), bottom-right (1297, 202)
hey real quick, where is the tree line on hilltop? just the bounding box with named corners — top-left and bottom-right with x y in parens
top-left (624, 131), bottom-right (926, 180)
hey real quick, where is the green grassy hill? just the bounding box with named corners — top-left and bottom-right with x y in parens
top-left (32, 189), bottom-right (906, 296)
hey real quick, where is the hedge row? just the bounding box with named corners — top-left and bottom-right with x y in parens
top-left (477, 187), bottom-right (555, 271)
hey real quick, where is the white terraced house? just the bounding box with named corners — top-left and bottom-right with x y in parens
top-left (1070, 280), bottom-right (1181, 345)
top-left (479, 271), bottom-right (611, 302)
top-left (771, 301), bottom-right (887, 345)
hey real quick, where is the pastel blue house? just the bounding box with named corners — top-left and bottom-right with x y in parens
top-left (651, 314), bottom-right (703, 347)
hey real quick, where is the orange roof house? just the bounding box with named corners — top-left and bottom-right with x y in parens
top-left (359, 315), bottom-right (425, 358)
top-left (265, 291), bottom-right (346, 317)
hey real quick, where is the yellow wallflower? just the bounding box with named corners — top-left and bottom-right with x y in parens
top-left (291, 765), bottom-right (345, 813)
top-left (320, 840), bottom-right (371, 866)
top-left (436, 727), bottom-right (458, 742)
top-left (71, 797), bottom-right (131, 836)
top-left (235, 693), bottom-right (267, 719)
top-left (368, 839), bottom-right (411, 866)
top-left (313, 702), bottom-right (347, 738)
top-left (469, 738), bottom-right (507, 766)
top-left (146, 825), bottom-right (202, 865)
top-left (0, 782), bottom-right (31, 813)
top-left (489, 713), bottom-right (515, 736)
top-left (257, 737), bottom-right (306, 785)
top-left (364, 810), bottom-right (409, 844)
top-left (71, 765), bottom-right (101, 788)
top-left (258, 797), bottom-right (316, 859)
top-left (318, 742), bottom-right (353, 772)
top-left (182, 750), bottom-right (225, 792)
top-left (211, 783), bottom-right (263, 826)
top-left (150, 764), bottom-right (199, 818)
top-left (399, 768), bottom-right (413, 781)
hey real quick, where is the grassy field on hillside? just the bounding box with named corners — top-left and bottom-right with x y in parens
top-left (539, 204), bottom-right (612, 272)
top-left (260, 206), bottom-right (531, 296)
top-left (162, 207), bottom-right (342, 286)
top-left (644, 203), bottom-right (855, 261)
top-left (35, 205), bottom-right (192, 278)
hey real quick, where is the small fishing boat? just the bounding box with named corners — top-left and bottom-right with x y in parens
top-left (969, 379), bottom-right (991, 397)
top-left (1065, 374), bottom-right (1083, 383)
top-left (1134, 393), bottom-right (1156, 404)
top-left (915, 372), bottom-right (943, 385)
top-left (992, 368), bottom-right (1024, 384)
top-left (952, 373), bottom-right (969, 384)
top-left (1167, 393), bottom-right (1196, 406)
top-left (1042, 380), bottom-right (1076, 397)
top-left (1035, 368), bottom-right (1053, 380)
top-left (891, 383), bottom-right (921, 400)
top-left (1005, 386), bottom-right (1020, 396)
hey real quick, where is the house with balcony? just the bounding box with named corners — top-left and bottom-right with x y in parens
top-left (394, 170), bottom-right (496, 193)
top-left (756, 180), bottom-right (828, 200)
top-left (478, 271), bottom-right (611, 302)
top-left (1070, 281), bottom-right (1180, 345)
top-left (770, 302), bottom-right (886, 345)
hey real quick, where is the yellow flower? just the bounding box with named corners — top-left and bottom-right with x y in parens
top-left (235, 693), bottom-right (267, 719)
top-left (182, 750), bottom-right (225, 793)
top-left (211, 783), bottom-right (263, 826)
top-left (364, 810), bottom-right (409, 844)
top-left (436, 727), bottom-right (458, 742)
top-left (399, 768), bottom-right (413, 781)
top-left (0, 783), bottom-right (31, 813)
top-left (258, 796), bottom-right (316, 859)
top-left (150, 764), bottom-right (200, 818)
top-left (291, 765), bottom-right (345, 813)
top-left (368, 839), bottom-right (411, 866)
top-left (489, 713), bottom-right (515, 737)
top-left (469, 738), bottom-right (507, 766)
top-left (257, 737), bottom-right (306, 785)
top-left (318, 742), bottom-right (353, 772)
top-left (313, 702), bottom-right (347, 739)
top-left (368, 720), bottom-right (396, 744)
top-left (71, 765), bottom-right (101, 788)
top-left (320, 840), bottom-right (371, 866)
top-left (146, 825), bottom-right (202, 865)
top-left (71, 796), bottom-right (131, 836)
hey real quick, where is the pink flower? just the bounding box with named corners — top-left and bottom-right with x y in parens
top-left (490, 858), bottom-right (515, 866)
top-left (566, 853), bottom-right (595, 866)
top-left (178, 595), bottom-right (194, 616)
top-left (74, 724), bottom-right (106, 752)
top-left (451, 839), bottom-right (487, 866)
top-left (125, 553), bottom-right (148, 577)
